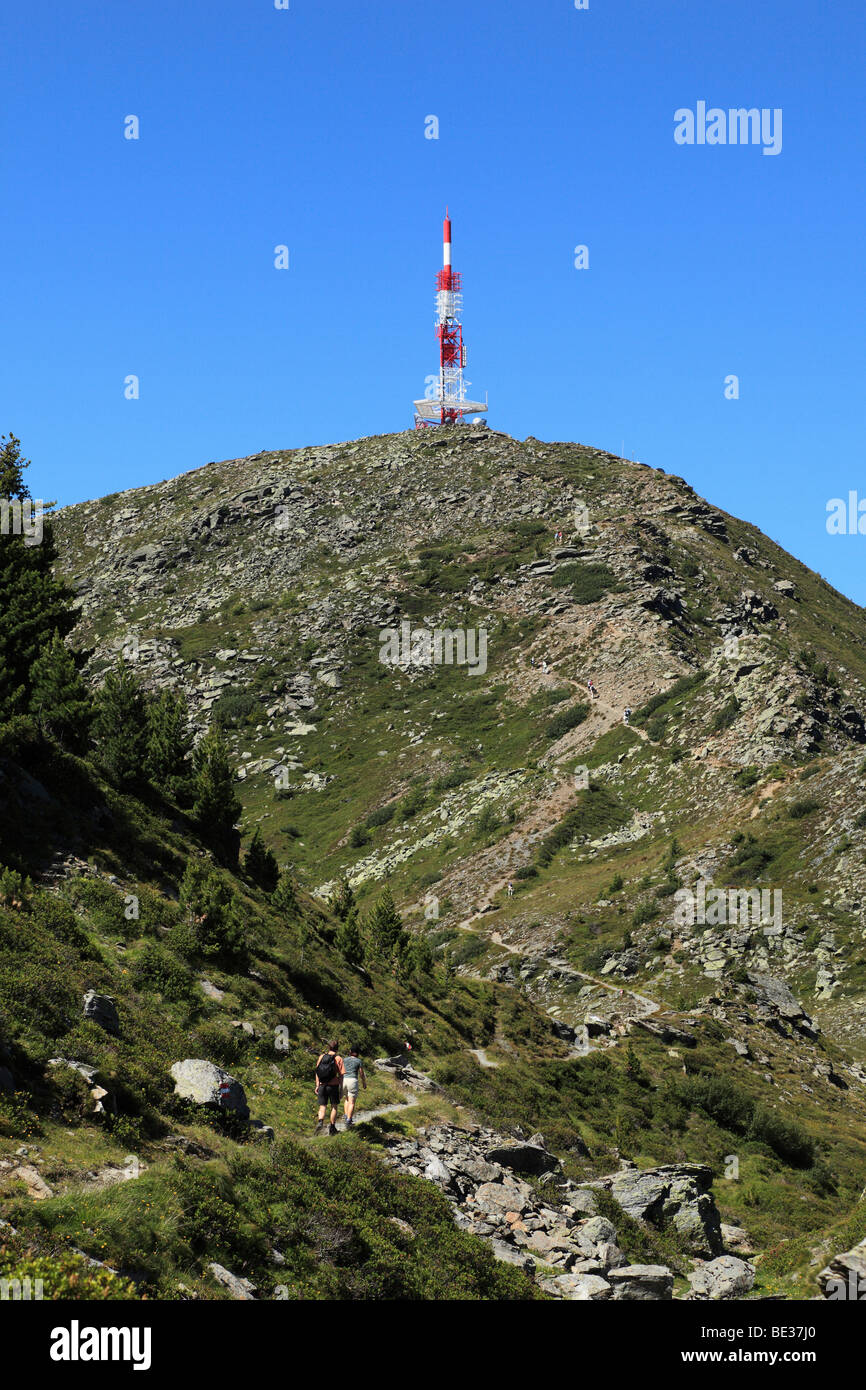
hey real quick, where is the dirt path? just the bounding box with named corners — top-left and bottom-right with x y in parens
top-left (468, 1048), bottom-right (500, 1069)
top-left (458, 922), bottom-right (661, 1059)
top-left (556, 675), bottom-right (650, 743)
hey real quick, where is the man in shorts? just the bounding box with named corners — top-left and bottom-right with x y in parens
top-left (341, 1046), bottom-right (367, 1128)
top-left (314, 1041), bottom-right (344, 1135)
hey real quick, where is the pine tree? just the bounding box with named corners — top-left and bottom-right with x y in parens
top-left (365, 884), bottom-right (408, 962)
top-left (272, 870), bottom-right (298, 915)
top-left (29, 631), bottom-right (93, 751)
top-left (409, 932), bottom-right (434, 977)
top-left (192, 727), bottom-right (242, 865)
top-left (245, 826), bottom-right (280, 893)
top-left (0, 433), bottom-right (30, 499)
top-left (330, 879), bottom-right (355, 921)
top-left (175, 860), bottom-right (246, 962)
top-left (335, 906), bottom-right (364, 963)
top-left (93, 660), bottom-right (148, 789)
top-left (0, 435), bottom-right (77, 725)
top-left (146, 688), bottom-right (193, 802)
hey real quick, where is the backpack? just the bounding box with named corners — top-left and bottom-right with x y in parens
top-left (316, 1053), bottom-right (338, 1083)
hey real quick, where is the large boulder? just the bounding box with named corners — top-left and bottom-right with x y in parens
top-left (745, 973), bottom-right (818, 1039)
top-left (169, 1060), bottom-right (249, 1120)
top-left (473, 1177), bottom-right (534, 1217)
top-left (609, 1264), bottom-right (674, 1301)
top-left (546, 1271), bottom-right (612, 1301)
top-left (585, 1163), bottom-right (723, 1257)
top-left (688, 1256), bottom-right (755, 1300)
top-left (484, 1140), bottom-right (560, 1175)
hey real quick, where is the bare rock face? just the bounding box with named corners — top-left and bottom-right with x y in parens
top-left (169, 1059), bottom-right (249, 1120)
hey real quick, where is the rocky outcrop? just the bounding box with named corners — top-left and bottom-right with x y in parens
top-left (583, 1163), bottom-right (723, 1257)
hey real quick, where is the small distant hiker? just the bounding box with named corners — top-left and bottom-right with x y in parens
top-left (507, 881), bottom-right (514, 898)
top-left (623, 707), bottom-right (632, 726)
top-left (341, 1046), bottom-right (367, 1128)
top-left (314, 1041), bottom-right (344, 1135)
top-left (529, 654), bottom-right (536, 667)
top-left (588, 678), bottom-right (598, 700)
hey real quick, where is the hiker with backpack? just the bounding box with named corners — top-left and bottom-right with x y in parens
top-left (623, 707), bottom-right (632, 726)
top-left (341, 1046), bottom-right (367, 1128)
top-left (314, 1041), bottom-right (345, 1135)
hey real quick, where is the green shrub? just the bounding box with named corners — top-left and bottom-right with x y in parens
top-left (676, 1074), bottom-right (754, 1133)
top-left (633, 671), bottom-right (706, 726)
top-left (399, 785), bottom-right (426, 820)
top-left (550, 562), bottom-right (619, 604)
top-left (365, 804), bottom-right (396, 829)
top-left (212, 688), bottom-right (260, 728)
top-left (749, 1106), bottom-right (814, 1167)
top-left (726, 832), bottom-right (773, 883)
top-left (734, 767), bottom-right (760, 790)
top-left (537, 783), bottom-right (627, 867)
top-left (475, 804), bottom-right (502, 835)
top-left (131, 942), bottom-right (194, 1001)
top-left (546, 702), bottom-right (590, 740)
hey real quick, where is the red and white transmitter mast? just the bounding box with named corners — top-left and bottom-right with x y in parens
top-left (413, 209), bottom-right (488, 428)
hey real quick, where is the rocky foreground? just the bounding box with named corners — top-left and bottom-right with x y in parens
top-left (380, 1120), bottom-right (758, 1301)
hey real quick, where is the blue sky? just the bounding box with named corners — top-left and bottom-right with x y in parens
top-left (3, 1), bottom-right (865, 600)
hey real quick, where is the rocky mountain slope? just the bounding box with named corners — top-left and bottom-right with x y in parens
top-left (3, 425), bottom-right (866, 1301)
